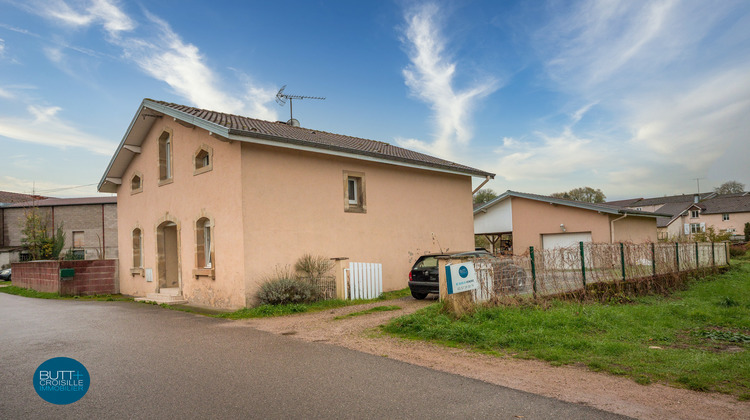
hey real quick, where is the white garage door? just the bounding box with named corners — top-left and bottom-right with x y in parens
top-left (542, 232), bottom-right (592, 250)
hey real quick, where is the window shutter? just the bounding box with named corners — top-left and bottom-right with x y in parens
top-left (684, 224), bottom-right (689, 234)
top-left (700, 222), bottom-right (705, 232)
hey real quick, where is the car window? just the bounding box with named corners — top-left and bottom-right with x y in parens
top-left (415, 256), bottom-right (438, 269)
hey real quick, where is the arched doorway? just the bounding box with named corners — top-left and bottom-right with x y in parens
top-left (156, 221), bottom-right (180, 292)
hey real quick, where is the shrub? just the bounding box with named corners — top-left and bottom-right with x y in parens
top-left (729, 245), bottom-right (746, 258)
top-left (294, 254), bottom-right (333, 280)
top-left (256, 267), bottom-right (319, 305)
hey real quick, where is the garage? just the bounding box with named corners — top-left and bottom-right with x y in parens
top-left (542, 232), bottom-right (592, 250)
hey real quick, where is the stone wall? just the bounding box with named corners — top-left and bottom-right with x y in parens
top-left (11, 259), bottom-right (118, 296)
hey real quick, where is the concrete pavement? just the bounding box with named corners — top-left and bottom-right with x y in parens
top-left (0, 293), bottom-right (629, 419)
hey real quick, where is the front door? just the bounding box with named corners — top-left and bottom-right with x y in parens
top-left (157, 222), bottom-right (180, 291)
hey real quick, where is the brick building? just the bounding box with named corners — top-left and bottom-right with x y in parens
top-left (0, 195), bottom-right (117, 266)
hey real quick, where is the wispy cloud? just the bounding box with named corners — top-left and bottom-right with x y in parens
top-left (0, 105), bottom-right (115, 155)
top-left (397, 3), bottom-right (498, 159)
top-left (491, 0), bottom-right (750, 196)
top-left (0, 175), bottom-right (100, 197)
top-left (20, 0), bottom-right (278, 120)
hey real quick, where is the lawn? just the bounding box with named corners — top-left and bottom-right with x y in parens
top-left (383, 262), bottom-right (750, 398)
top-left (0, 285), bottom-right (133, 301)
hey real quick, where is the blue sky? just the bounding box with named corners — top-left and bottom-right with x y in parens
top-left (1, 0), bottom-right (749, 200)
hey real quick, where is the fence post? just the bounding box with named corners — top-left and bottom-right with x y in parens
top-left (675, 242), bottom-right (680, 272)
top-left (620, 243), bottom-right (626, 281)
top-left (579, 241), bottom-right (587, 289)
top-left (530, 246), bottom-right (537, 298)
top-left (712, 242), bottom-right (716, 267)
top-left (726, 242), bottom-right (730, 266)
top-left (331, 257), bottom-right (349, 300)
top-left (695, 242), bottom-right (699, 269)
top-left (651, 242), bottom-right (656, 276)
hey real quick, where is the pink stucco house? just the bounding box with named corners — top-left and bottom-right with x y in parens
top-left (98, 99), bottom-right (494, 309)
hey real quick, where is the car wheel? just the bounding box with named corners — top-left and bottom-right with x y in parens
top-left (411, 291), bottom-right (428, 300)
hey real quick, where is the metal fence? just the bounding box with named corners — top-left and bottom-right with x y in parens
top-left (299, 275), bottom-right (337, 300)
top-left (467, 241), bottom-right (730, 302)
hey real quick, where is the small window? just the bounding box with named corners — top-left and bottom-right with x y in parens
top-left (72, 231), bottom-right (85, 248)
top-left (158, 130), bottom-right (173, 183)
top-left (727, 228), bottom-right (736, 233)
top-left (690, 210), bottom-right (699, 218)
top-left (635, 207), bottom-right (642, 211)
top-left (690, 223), bottom-right (703, 234)
top-left (196, 218), bottom-right (213, 268)
top-left (193, 145), bottom-right (213, 175)
top-left (722, 213), bottom-right (730, 221)
top-left (132, 228), bottom-right (143, 268)
top-left (131, 173), bottom-right (143, 194)
top-left (343, 171), bottom-right (366, 213)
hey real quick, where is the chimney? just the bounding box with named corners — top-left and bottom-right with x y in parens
top-left (693, 194), bottom-right (699, 203)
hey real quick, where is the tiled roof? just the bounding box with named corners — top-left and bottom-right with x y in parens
top-left (0, 190), bottom-right (48, 205)
top-left (150, 100), bottom-right (494, 178)
top-left (697, 194), bottom-right (750, 214)
top-left (617, 192), bottom-right (716, 207)
top-left (6, 196), bottom-right (116, 208)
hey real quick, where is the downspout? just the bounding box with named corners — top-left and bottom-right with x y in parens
top-left (101, 204), bottom-right (105, 259)
top-left (472, 176), bottom-right (492, 195)
top-left (610, 213), bottom-right (628, 243)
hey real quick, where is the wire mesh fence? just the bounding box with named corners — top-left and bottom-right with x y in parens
top-left (463, 241), bottom-right (729, 304)
top-left (299, 275), bottom-right (337, 300)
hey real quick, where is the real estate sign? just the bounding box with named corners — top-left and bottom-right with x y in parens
top-left (445, 262), bottom-right (478, 294)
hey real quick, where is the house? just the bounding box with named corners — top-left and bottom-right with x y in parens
top-left (607, 192), bottom-right (750, 241)
top-left (474, 191), bottom-right (665, 255)
top-left (0, 195), bottom-right (117, 266)
top-left (98, 99), bottom-right (494, 309)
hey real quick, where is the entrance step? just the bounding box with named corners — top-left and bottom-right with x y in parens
top-left (159, 287), bottom-right (181, 296)
top-left (135, 291), bottom-right (188, 305)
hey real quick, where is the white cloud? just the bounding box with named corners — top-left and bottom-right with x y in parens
top-left (0, 176), bottom-right (100, 197)
top-left (397, 3), bottom-right (498, 159)
top-left (0, 104), bottom-right (115, 155)
top-left (41, 0), bottom-right (135, 36)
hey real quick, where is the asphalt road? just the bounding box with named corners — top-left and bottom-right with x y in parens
top-left (0, 293), bottom-right (629, 419)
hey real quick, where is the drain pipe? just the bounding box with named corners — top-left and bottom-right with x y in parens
top-left (472, 176), bottom-right (492, 195)
top-left (610, 213), bottom-right (628, 243)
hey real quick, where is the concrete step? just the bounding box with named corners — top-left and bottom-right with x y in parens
top-left (135, 291), bottom-right (188, 305)
top-left (159, 287), bottom-right (181, 296)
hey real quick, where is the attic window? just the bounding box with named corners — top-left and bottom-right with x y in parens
top-left (194, 144), bottom-right (213, 175)
top-left (130, 173), bottom-right (143, 194)
top-left (690, 210), bottom-right (699, 218)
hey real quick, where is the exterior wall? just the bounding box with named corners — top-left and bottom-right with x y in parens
top-left (610, 215), bottom-right (657, 243)
top-left (115, 121), bottom-right (246, 309)
top-left (0, 204), bottom-right (116, 259)
top-left (510, 197), bottom-right (612, 255)
top-left (240, 143), bottom-right (474, 304)
top-left (11, 259), bottom-right (117, 295)
top-left (474, 198), bottom-right (512, 234)
top-left (667, 211), bottom-right (750, 240)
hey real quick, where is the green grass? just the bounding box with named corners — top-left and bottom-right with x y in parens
top-left (217, 288), bottom-right (411, 320)
top-left (383, 263), bottom-right (750, 397)
top-left (334, 305), bottom-right (401, 320)
top-left (0, 285), bottom-right (133, 301)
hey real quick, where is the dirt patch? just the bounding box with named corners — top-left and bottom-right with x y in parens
top-left (232, 296), bottom-right (749, 420)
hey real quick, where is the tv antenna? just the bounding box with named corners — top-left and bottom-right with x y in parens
top-left (275, 85), bottom-right (325, 127)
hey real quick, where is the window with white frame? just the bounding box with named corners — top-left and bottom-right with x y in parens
top-left (158, 130), bottom-right (173, 182)
top-left (343, 170), bottom-right (366, 213)
top-left (690, 209), bottom-right (699, 218)
top-left (132, 228), bottom-right (143, 268)
top-left (690, 223), bottom-right (704, 234)
top-left (722, 213), bottom-right (730, 221)
top-left (193, 144), bottom-right (213, 175)
top-left (196, 218), bottom-right (213, 268)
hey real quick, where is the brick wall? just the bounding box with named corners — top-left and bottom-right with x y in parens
top-left (11, 259), bottom-right (118, 296)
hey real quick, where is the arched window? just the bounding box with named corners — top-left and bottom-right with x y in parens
top-left (194, 144), bottom-right (213, 175)
top-left (195, 218), bottom-right (213, 268)
top-left (132, 228), bottom-right (143, 268)
top-left (158, 131), bottom-right (173, 182)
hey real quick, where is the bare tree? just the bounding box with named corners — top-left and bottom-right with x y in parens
top-left (714, 180), bottom-right (745, 194)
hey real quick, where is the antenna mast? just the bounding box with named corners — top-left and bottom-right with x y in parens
top-left (275, 85), bottom-right (325, 126)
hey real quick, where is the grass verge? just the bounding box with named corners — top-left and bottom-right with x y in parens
top-left (217, 287), bottom-right (411, 320)
top-left (0, 285), bottom-right (133, 301)
top-left (383, 263), bottom-right (750, 398)
top-left (334, 305), bottom-right (401, 320)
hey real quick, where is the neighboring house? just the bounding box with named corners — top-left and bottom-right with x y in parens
top-left (0, 196), bottom-right (117, 266)
top-left (608, 192), bottom-right (750, 241)
top-left (98, 99), bottom-right (494, 309)
top-left (474, 191), bottom-right (665, 255)
top-left (0, 191), bottom-right (49, 267)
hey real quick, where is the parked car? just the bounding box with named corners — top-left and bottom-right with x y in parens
top-left (0, 268), bottom-right (10, 281)
top-left (408, 251), bottom-right (526, 299)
